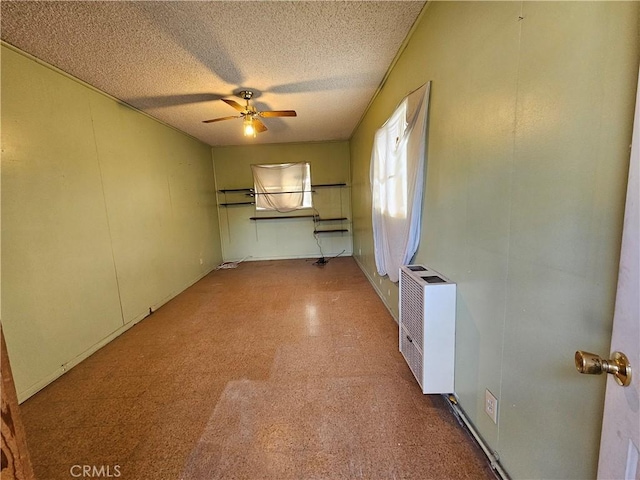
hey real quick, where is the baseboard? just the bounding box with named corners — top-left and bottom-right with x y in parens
top-left (446, 394), bottom-right (509, 480)
top-left (17, 316), bottom-right (144, 403)
top-left (17, 265), bottom-right (217, 403)
top-left (352, 255), bottom-right (398, 323)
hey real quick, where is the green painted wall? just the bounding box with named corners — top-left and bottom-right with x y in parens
top-left (350, 2), bottom-right (639, 479)
top-left (213, 142), bottom-right (352, 261)
top-left (1, 45), bottom-right (222, 401)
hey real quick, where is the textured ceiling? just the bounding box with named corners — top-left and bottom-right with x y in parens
top-left (1, 1), bottom-right (425, 146)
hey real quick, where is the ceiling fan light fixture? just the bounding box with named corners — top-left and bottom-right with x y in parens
top-left (243, 116), bottom-right (256, 137)
top-left (203, 89), bottom-right (295, 137)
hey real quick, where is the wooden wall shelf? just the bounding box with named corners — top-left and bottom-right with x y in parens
top-left (218, 183), bottom-right (347, 194)
top-left (218, 188), bottom-right (254, 193)
top-left (248, 216), bottom-right (349, 222)
top-left (218, 184), bottom-right (350, 233)
top-left (314, 229), bottom-right (349, 234)
top-left (250, 215), bottom-right (315, 220)
top-left (312, 183), bottom-right (347, 188)
top-left (219, 202), bottom-right (255, 207)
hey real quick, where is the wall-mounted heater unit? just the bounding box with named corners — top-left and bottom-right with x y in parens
top-left (399, 264), bottom-right (456, 394)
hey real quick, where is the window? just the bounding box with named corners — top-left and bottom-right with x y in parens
top-left (370, 82), bottom-right (430, 282)
top-left (373, 101), bottom-right (409, 220)
top-left (251, 162), bottom-right (312, 212)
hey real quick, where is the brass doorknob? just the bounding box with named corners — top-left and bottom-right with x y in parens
top-left (575, 350), bottom-right (632, 387)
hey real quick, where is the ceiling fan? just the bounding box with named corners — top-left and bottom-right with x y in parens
top-left (202, 90), bottom-right (296, 137)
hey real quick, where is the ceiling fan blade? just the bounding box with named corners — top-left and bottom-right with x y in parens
top-left (259, 110), bottom-right (297, 118)
top-left (202, 115), bottom-right (242, 124)
top-left (254, 118), bottom-right (268, 133)
top-left (222, 98), bottom-right (245, 112)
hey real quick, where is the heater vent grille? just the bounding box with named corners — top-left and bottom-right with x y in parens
top-left (400, 327), bottom-right (423, 384)
top-left (400, 269), bottom-right (424, 351)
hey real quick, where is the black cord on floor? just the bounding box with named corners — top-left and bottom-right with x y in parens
top-left (313, 249), bottom-right (346, 267)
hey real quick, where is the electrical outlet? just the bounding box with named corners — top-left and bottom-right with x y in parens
top-left (485, 389), bottom-right (498, 424)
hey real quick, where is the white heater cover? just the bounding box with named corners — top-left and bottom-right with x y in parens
top-left (399, 264), bottom-right (456, 394)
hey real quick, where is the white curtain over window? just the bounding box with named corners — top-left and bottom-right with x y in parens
top-left (251, 162), bottom-right (312, 212)
top-left (370, 82), bottom-right (430, 282)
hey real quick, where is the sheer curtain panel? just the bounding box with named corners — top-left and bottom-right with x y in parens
top-left (370, 82), bottom-right (430, 282)
top-left (251, 162), bottom-right (312, 212)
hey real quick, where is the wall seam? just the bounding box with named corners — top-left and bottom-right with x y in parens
top-left (87, 97), bottom-right (126, 326)
top-left (496, 0), bottom-right (526, 453)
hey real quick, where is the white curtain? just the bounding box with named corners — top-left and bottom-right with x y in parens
top-left (251, 162), bottom-right (312, 212)
top-left (370, 82), bottom-right (430, 283)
